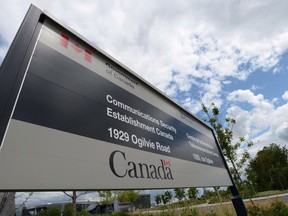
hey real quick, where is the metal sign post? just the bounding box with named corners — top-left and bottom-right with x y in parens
top-left (230, 185), bottom-right (247, 216)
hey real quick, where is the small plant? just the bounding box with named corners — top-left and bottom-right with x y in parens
top-left (267, 200), bottom-right (288, 216)
top-left (247, 200), bottom-right (288, 216)
top-left (180, 207), bottom-right (200, 216)
top-left (205, 211), bottom-right (217, 216)
top-left (189, 208), bottom-right (201, 216)
top-left (247, 204), bottom-right (264, 216)
top-left (222, 207), bottom-right (234, 216)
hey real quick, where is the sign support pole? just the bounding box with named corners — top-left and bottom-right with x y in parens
top-left (210, 129), bottom-right (247, 216)
top-left (230, 185), bottom-right (247, 216)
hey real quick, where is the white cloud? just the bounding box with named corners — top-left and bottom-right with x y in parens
top-left (0, 0), bottom-right (286, 159)
top-left (227, 105), bottom-right (251, 139)
top-left (282, 91), bottom-right (288, 100)
top-left (251, 85), bottom-right (261, 91)
top-left (223, 80), bottom-right (232, 85)
top-left (1, 0), bottom-right (288, 101)
top-left (227, 89), bottom-right (274, 111)
top-left (227, 90), bottom-right (288, 152)
top-left (275, 122), bottom-right (288, 141)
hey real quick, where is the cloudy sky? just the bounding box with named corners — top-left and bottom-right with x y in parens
top-left (1, 0), bottom-right (288, 207)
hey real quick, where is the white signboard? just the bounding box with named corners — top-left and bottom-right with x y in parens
top-left (0, 6), bottom-right (232, 190)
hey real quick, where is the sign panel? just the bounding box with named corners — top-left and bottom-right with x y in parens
top-left (0, 6), bottom-right (232, 190)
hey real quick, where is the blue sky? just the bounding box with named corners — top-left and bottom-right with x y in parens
top-left (0, 0), bottom-right (288, 207)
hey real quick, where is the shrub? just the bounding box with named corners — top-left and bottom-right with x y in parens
top-left (247, 204), bottom-right (265, 216)
top-left (36, 210), bottom-right (47, 216)
top-left (247, 200), bottom-right (288, 216)
top-left (267, 200), bottom-right (288, 216)
top-left (78, 209), bottom-right (90, 216)
top-left (47, 206), bottom-right (61, 216)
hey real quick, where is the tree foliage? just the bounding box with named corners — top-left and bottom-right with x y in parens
top-left (187, 187), bottom-right (198, 200)
top-left (174, 188), bottom-right (186, 201)
top-left (118, 190), bottom-right (139, 202)
top-left (161, 191), bottom-right (173, 204)
top-left (47, 206), bottom-right (61, 216)
top-left (98, 191), bottom-right (115, 205)
top-left (201, 103), bottom-right (253, 188)
top-left (62, 204), bottom-right (73, 216)
top-left (154, 194), bottom-right (162, 205)
top-left (36, 211), bottom-right (47, 216)
top-left (61, 204), bottom-right (90, 216)
top-left (36, 206), bottom-right (61, 216)
top-left (246, 143), bottom-right (288, 192)
top-left (155, 190), bottom-right (173, 205)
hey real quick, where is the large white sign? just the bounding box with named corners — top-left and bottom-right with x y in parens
top-left (0, 6), bottom-right (232, 190)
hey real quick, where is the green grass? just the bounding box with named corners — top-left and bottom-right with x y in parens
top-left (99, 190), bottom-right (288, 216)
top-left (132, 200), bottom-right (288, 216)
top-left (253, 190), bottom-right (288, 198)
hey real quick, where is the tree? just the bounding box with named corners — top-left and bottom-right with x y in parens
top-left (201, 188), bottom-right (215, 201)
top-left (161, 191), bottom-right (173, 204)
top-left (78, 209), bottom-right (90, 216)
top-left (62, 203), bottom-right (73, 216)
top-left (36, 210), bottom-right (48, 216)
top-left (47, 206), bottom-right (61, 216)
top-left (201, 103), bottom-right (253, 195)
top-left (155, 194), bottom-right (162, 205)
top-left (98, 190), bottom-right (115, 205)
top-left (63, 191), bottom-right (91, 216)
top-left (187, 187), bottom-right (198, 200)
top-left (36, 206), bottom-right (61, 216)
top-left (174, 188), bottom-right (186, 201)
top-left (246, 143), bottom-right (288, 192)
top-left (118, 190), bottom-right (139, 203)
top-left (62, 204), bottom-right (90, 216)
top-left (213, 187), bottom-right (222, 204)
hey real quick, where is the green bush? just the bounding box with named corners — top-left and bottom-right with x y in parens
top-left (36, 210), bottom-right (48, 216)
top-left (36, 206), bottom-right (61, 216)
top-left (267, 200), bottom-right (288, 216)
top-left (247, 205), bottom-right (264, 216)
top-left (62, 204), bottom-right (72, 216)
top-left (62, 203), bottom-right (90, 216)
top-left (247, 200), bottom-right (288, 216)
top-left (78, 209), bottom-right (91, 216)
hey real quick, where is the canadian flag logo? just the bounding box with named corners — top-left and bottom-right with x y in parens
top-left (163, 160), bottom-right (171, 167)
top-left (60, 33), bottom-right (92, 63)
